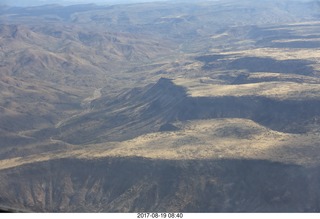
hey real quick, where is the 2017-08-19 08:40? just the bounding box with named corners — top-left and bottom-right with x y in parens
top-left (137, 213), bottom-right (183, 218)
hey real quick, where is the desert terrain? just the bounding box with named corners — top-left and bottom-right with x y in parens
top-left (0, 0), bottom-right (320, 212)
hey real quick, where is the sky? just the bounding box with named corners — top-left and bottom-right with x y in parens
top-left (1, 0), bottom-right (313, 7)
top-left (2, 0), bottom-right (172, 7)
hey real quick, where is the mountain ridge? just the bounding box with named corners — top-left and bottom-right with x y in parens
top-left (49, 76), bottom-right (320, 145)
top-left (1, 0), bottom-right (320, 212)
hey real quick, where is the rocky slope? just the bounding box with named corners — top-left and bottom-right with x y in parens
top-left (1, 157), bottom-right (319, 212)
top-left (1, 0), bottom-right (320, 213)
top-left (51, 77), bottom-right (320, 145)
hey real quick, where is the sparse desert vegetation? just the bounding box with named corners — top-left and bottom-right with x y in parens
top-left (1, 0), bottom-right (320, 212)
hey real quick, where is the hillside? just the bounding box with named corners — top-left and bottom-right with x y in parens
top-left (1, 0), bottom-right (320, 212)
top-left (1, 157), bottom-right (320, 212)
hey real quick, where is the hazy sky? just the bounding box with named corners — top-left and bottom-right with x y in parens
top-left (2, 0), bottom-right (312, 7)
top-left (2, 0), bottom-right (172, 7)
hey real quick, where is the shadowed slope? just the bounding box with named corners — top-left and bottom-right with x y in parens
top-left (53, 77), bottom-right (320, 145)
top-left (0, 157), bottom-right (319, 212)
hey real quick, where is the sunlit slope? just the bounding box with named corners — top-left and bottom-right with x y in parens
top-left (1, 118), bottom-right (320, 171)
top-left (174, 78), bottom-right (320, 100)
top-left (1, 118), bottom-right (320, 212)
top-left (84, 118), bottom-right (319, 165)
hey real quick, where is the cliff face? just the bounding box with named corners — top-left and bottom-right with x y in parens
top-left (0, 157), bottom-right (319, 212)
